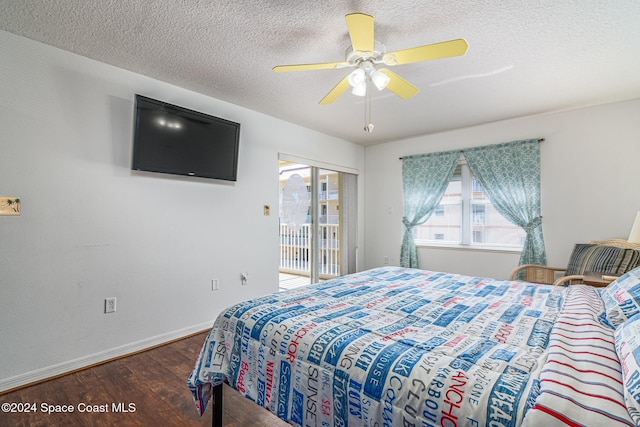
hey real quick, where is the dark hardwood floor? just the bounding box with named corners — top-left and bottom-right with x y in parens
top-left (0, 331), bottom-right (289, 427)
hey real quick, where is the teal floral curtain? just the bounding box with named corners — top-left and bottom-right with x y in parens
top-left (401, 150), bottom-right (460, 268)
top-left (463, 139), bottom-right (546, 266)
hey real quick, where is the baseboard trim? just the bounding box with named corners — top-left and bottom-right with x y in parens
top-left (0, 321), bottom-right (213, 394)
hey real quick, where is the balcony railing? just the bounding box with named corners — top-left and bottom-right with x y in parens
top-left (279, 223), bottom-right (340, 277)
top-left (319, 190), bottom-right (339, 201)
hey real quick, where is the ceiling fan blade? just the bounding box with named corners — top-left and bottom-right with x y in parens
top-left (346, 13), bottom-right (375, 54)
top-left (378, 69), bottom-right (419, 99)
top-left (319, 75), bottom-right (351, 105)
top-left (383, 38), bottom-right (469, 65)
top-left (273, 61), bottom-right (350, 72)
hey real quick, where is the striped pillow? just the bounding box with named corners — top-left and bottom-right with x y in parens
top-left (614, 314), bottom-right (640, 424)
top-left (602, 267), bottom-right (640, 327)
top-left (522, 286), bottom-right (635, 426)
top-left (564, 243), bottom-right (640, 276)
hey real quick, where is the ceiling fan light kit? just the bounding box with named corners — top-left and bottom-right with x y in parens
top-left (347, 61), bottom-right (391, 96)
top-left (273, 13), bottom-right (469, 132)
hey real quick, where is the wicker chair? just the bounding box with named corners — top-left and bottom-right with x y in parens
top-left (509, 240), bottom-right (640, 286)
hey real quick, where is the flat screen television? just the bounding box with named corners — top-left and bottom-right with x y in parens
top-left (132, 94), bottom-right (240, 181)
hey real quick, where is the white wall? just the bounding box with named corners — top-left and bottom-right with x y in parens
top-left (364, 98), bottom-right (640, 278)
top-left (0, 31), bottom-right (365, 390)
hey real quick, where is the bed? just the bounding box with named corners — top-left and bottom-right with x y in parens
top-left (188, 266), bottom-right (640, 426)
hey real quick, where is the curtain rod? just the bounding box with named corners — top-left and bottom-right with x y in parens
top-left (398, 138), bottom-right (545, 160)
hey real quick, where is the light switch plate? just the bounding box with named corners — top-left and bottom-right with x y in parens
top-left (0, 197), bottom-right (21, 216)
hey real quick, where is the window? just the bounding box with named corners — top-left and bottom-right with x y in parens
top-left (414, 160), bottom-right (526, 249)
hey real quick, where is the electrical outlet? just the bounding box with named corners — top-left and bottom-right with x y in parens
top-left (105, 297), bottom-right (116, 314)
top-left (212, 278), bottom-right (219, 291)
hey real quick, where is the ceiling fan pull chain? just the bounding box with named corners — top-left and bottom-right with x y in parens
top-left (363, 79), bottom-right (368, 131)
top-left (364, 78), bottom-right (374, 133)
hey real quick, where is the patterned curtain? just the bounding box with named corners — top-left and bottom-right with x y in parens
top-left (401, 150), bottom-right (460, 268)
top-left (463, 139), bottom-right (546, 266)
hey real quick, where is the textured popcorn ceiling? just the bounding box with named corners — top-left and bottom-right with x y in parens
top-left (1, 0), bottom-right (640, 145)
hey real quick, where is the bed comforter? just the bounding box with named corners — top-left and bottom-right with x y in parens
top-left (188, 266), bottom-right (636, 426)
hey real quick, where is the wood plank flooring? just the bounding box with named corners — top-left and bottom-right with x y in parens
top-left (0, 331), bottom-right (289, 427)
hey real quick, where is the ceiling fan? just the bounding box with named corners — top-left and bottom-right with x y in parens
top-left (273, 13), bottom-right (469, 107)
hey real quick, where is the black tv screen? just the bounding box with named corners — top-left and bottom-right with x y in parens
top-left (132, 95), bottom-right (240, 181)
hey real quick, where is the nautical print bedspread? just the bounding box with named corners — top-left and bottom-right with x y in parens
top-left (188, 266), bottom-right (630, 426)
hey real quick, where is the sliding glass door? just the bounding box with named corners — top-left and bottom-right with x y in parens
top-left (279, 159), bottom-right (357, 289)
